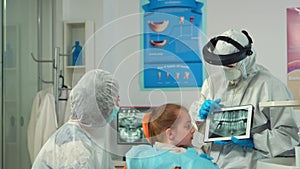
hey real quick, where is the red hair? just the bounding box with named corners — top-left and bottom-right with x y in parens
top-left (147, 103), bottom-right (188, 145)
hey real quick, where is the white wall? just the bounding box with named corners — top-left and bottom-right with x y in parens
top-left (62, 0), bottom-right (300, 117)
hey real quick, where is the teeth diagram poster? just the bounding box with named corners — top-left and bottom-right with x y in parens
top-left (287, 7), bottom-right (300, 102)
top-left (141, 0), bottom-right (206, 88)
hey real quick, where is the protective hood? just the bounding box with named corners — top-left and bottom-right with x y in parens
top-left (69, 69), bottom-right (119, 128)
top-left (202, 29), bottom-right (259, 90)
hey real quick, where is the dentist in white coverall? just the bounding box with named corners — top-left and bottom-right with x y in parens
top-left (31, 69), bottom-right (120, 169)
top-left (190, 29), bottom-right (300, 169)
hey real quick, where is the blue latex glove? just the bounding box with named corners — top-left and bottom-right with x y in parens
top-left (214, 137), bottom-right (254, 149)
top-left (199, 98), bottom-right (222, 120)
top-left (214, 140), bottom-right (230, 145)
top-left (231, 137), bottom-right (254, 148)
top-left (199, 153), bottom-right (213, 161)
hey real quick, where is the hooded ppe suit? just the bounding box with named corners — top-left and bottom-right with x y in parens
top-left (190, 29), bottom-right (300, 169)
top-left (31, 69), bottom-right (119, 169)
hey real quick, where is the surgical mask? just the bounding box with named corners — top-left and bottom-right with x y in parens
top-left (223, 66), bottom-right (242, 81)
top-left (222, 60), bottom-right (247, 84)
top-left (107, 106), bottom-right (119, 123)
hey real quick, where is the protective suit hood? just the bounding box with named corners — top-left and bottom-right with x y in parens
top-left (203, 29), bottom-right (258, 85)
top-left (31, 69), bottom-right (121, 169)
top-left (69, 69), bottom-right (119, 128)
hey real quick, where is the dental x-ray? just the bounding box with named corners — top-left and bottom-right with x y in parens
top-left (117, 106), bottom-right (155, 144)
top-left (204, 105), bottom-right (254, 142)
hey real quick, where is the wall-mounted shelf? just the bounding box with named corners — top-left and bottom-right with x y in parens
top-left (63, 20), bottom-right (94, 87)
top-left (66, 65), bottom-right (85, 69)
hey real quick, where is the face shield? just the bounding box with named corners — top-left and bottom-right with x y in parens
top-left (202, 29), bottom-right (254, 86)
top-left (202, 30), bottom-right (253, 66)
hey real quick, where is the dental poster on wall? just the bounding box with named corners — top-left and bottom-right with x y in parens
top-left (287, 7), bottom-right (300, 107)
top-left (141, 0), bottom-right (206, 89)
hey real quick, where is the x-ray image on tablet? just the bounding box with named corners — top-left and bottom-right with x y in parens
top-left (204, 105), bottom-right (254, 142)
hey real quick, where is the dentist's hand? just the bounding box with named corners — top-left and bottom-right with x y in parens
top-left (199, 98), bottom-right (222, 120)
top-left (214, 137), bottom-right (254, 149)
top-left (231, 137), bottom-right (254, 148)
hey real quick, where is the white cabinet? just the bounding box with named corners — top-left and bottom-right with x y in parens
top-left (63, 21), bottom-right (94, 87)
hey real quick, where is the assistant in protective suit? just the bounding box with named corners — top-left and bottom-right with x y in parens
top-left (31, 69), bottom-right (119, 169)
top-left (189, 29), bottom-right (300, 169)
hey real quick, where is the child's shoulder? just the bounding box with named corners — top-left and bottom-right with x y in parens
top-left (126, 144), bottom-right (154, 157)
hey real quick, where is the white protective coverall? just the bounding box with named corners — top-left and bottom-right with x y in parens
top-left (31, 69), bottom-right (119, 169)
top-left (190, 29), bottom-right (300, 169)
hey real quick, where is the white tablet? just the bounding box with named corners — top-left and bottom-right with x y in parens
top-left (204, 104), bottom-right (254, 142)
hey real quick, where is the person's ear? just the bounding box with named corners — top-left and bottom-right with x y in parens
top-left (166, 128), bottom-right (175, 141)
